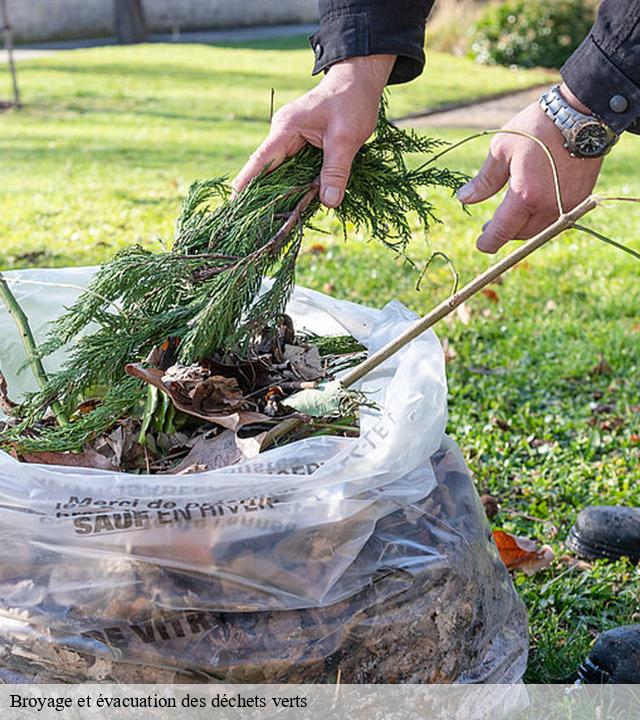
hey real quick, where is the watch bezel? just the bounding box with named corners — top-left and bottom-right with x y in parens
top-left (565, 118), bottom-right (616, 158)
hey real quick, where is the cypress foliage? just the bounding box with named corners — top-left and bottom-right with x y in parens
top-left (6, 108), bottom-right (465, 452)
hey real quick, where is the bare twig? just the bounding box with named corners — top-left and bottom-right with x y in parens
top-left (269, 87), bottom-right (276, 123)
top-left (263, 195), bottom-right (599, 449)
top-left (0, 273), bottom-right (68, 425)
top-left (0, 372), bottom-right (17, 415)
top-left (419, 128), bottom-right (565, 216)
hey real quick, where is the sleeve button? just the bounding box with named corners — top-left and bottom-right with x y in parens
top-left (314, 43), bottom-right (323, 60)
top-left (609, 94), bottom-right (629, 113)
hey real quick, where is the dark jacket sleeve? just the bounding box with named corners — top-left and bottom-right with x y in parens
top-left (309, 1), bottom-right (434, 85)
top-left (561, 0), bottom-right (640, 134)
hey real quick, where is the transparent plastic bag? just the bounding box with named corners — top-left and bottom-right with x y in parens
top-left (0, 268), bottom-right (527, 683)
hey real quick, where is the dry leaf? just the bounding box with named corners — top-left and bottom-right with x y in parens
top-left (306, 243), bottom-right (327, 255)
top-left (283, 344), bottom-right (324, 381)
top-left (19, 446), bottom-right (119, 471)
top-left (492, 529), bottom-right (554, 575)
top-left (125, 364), bottom-right (267, 431)
top-left (170, 431), bottom-right (244, 474)
top-left (480, 494), bottom-right (500, 519)
top-left (441, 338), bottom-right (457, 363)
top-left (481, 288), bottom-right (500, 304)
top-left (558, 554), bottom-right (592, 571)
top-left (590, 356), bottom-right (612, 376)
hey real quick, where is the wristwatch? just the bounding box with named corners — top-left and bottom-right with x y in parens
top-left (539, 84), bottom-right (619, 158)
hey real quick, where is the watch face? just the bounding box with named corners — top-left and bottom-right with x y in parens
top-left (573, 121), bottom-right (610, 157)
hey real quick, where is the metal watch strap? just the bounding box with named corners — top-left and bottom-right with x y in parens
top-left (539, 84), bottom-right (593, 132)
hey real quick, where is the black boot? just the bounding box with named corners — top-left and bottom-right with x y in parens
top-left (578, 625), bottom-right (640, 683)
top-left (566, 506), bottom-right (640, 563)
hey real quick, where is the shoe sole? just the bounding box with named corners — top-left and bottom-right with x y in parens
top-left (566, 526), bottom-right (640, 564)
top-left (577, 657), bottom-right (612, 684)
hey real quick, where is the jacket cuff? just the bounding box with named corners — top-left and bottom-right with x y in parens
top-left (309, 10), bottom-right (425, 85)
top-left (561, 34), bottom-right (640, 135)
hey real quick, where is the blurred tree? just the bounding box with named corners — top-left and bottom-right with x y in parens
top-left (0, 0), bottom-right (20, 107)
top-left (114, 0), bottom-right (148, 45)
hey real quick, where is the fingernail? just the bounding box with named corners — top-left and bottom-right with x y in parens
top-left (322, 186), bottom-right (342, 207)
top-left (457, 183), bottom-right (474, 203)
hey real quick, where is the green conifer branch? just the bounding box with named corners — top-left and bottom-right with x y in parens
top-left (3, 106), bottom-right (466, 452)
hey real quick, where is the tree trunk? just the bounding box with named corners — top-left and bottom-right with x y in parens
top-left (114, 0), bottom-right (148, 45)
top-left (0, 0), bottom-right (20, 107)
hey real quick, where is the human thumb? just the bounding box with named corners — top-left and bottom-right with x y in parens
top-left (457, 152), bottom-right (509, 205)
top-left (320, 133), bottom-right (359, 208)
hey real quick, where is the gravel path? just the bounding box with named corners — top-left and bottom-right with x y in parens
top-left (396, 84), bottom-right (549, 130)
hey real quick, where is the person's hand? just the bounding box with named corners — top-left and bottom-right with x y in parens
top-left (232, 54), bottom-right (396, 208)
top-left (457, 83), bottom-right (604, 253)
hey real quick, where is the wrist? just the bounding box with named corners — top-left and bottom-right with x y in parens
top-left (325, 54), bottom-right (396, 94)
top-left (559, 82), bottom-right (593, 116)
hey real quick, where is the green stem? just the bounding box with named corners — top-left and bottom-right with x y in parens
top-left (573, 223), bottom-right (640, 262)
top-left (0, 273), bottom-right (68, 426)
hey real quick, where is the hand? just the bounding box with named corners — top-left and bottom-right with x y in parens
top-left (231, 54), bottom-right (396, 208)
top-left (457, 83), bottom-right (604, 253)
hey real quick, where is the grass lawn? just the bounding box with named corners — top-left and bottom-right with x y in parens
top-left (0, 39), bottom-right (638, 682)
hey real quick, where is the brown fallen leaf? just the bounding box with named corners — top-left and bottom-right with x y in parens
top-left (283, 344), bottom-right (324, 381)
top-left (19, 446), bottom-right (119, 471)
top-left (492, 529), bottom-right (555, 575)
top-left (590, 356), bottom-right (612, 376)
top-left (144, 336), bottom-right (181, 371)
top-left (481, 288), bottom-right (500, 304)
top-left (306, 242), bottom-right (327, 255)
top-left (441, 338), bottom-right (457, 363)
top-left (480, 494), bottom-right (500, 519)
top-left (125, 364), bottom-right (268, 431)
top-left (558, 554), bottom-right (592, 571)
top-left (492, 417), bottom-right (512, 432)
top-left (170, 431), bottom-right (243, 474)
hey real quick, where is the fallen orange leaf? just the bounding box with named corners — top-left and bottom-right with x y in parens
top-left (492, 529), bottom-right (554, 575)
top-left (482, 288), bottom-right (500, 303)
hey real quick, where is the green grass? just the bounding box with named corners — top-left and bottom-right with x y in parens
top-left (0, 40), bottom-right (638, 683)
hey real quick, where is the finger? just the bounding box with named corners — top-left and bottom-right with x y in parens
top-left (231, 132), bottom-right (303, 196)
top-left (516, 212), bottom-right (559, 240)
top-left (457, 150), bottom-right (509, 205)
top-left (476, 189), bottom-right (531, 254)
top-left (319, 130), bottom-right (360, 208)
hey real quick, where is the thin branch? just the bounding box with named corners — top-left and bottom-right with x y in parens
top-left (418, 128), bottom-right (564, 217)
top-left (269, 87), bottom-right (276, 124)
top-left (263, 194), bottom-right (599, 449)
top-left (0, 372), bottom-right (17, 415)
top-left (598, 196), bottom-right (640, 204)
top-left (416, 251), bottom-right (460, 294)
top-left (573, 223), bottom-right (640, 262)
top-left (0, 273), bottom-right (68, 425)
top-left (194, 180), bottom-right (320, 282)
